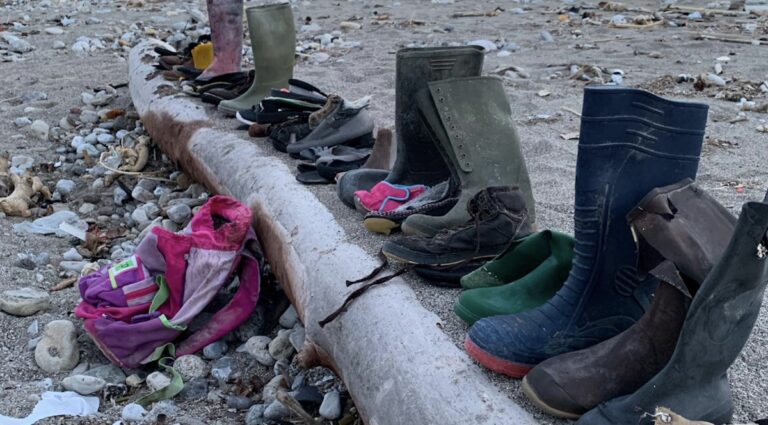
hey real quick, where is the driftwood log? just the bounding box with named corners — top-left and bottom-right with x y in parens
top-left (129, 40), bottom-right (537, 425)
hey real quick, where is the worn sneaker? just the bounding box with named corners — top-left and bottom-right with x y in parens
top-left (382, 186), bottom-right (533, 266)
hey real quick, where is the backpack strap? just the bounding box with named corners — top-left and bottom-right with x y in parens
top-left (175, 236), bottom-right (262, 357)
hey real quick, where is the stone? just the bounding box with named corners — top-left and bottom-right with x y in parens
top-left (261, 375), bottom-right (284, 405)
top-left (245, 404), bottom-right (267, 425)
top-left (1, 33), bottom-right (34, 53)
top-left (34, 320), bottom-right (79, 373)
top-left (467, 39), bottom-right (496, 52)
top-left (78, 203), bottom-right (96, 215)
top-left (60, 261), bottom-right (88, 273)
top-left (180, 377), bottom-right (208, 400)
top-left (131, 186), bottom-right (155, 203)
top-left (227, 395), bottom-right (254, 410)
top-left (239, 335), bottom-right (275, 366)
top-left (146, 371), bottom-right (171, 391)
top-left (76, 143), bottom-right (99, 158)
top-left (45, 27), bottom-right (64, 35)
top-left (278, 305), bottom-right (299, 328)
top-left (14, 117), bottom-right (32, 127)
top-left (210, 356), bottom-right (234, 382)
top-left (30, 120), bottom-right (49, 140)
top-left (289, 325), bottom-right (306, 351)
top-left (97, 133), bottom-right (115, 144)
top-left (264, 400), bottom-right (291, 420)
top-left (61, 375), bottom-right (106, 395)
top-left (539, 31), bottom-right (554, 43)
top-left (114, 187), bottom-right (129, 205)
top-left (268, 329), bottom-right (295, 361)
top-left (121, 403), bottom-right (147, 422)
top-left (173, 355), bottom-right (209, 381)
top-left (0, 288), bottom-right (50, 316)
top-left (167, 203), bottom-right (191, 225)
top-left (706, 73), bottom-right (726, 87)
top-left (55, 179), bottom-right (76, 196)
top-left (203, 340), bottom-right (228, 360)
top-left (83, 364), bottom-right (126, 384)
top-left (10, 155), bottom-right (34, 174)
top-left (62, 248), bottom-right (83, 261)
top-left (125, 374), bottom-right (144, 387)
top-left (80, 110), bottom-right (99, 124)
top-left (319, 390), bottom-right (342, 420)
top-left (207, 388), bottom-right (225, 403)
top-left (310, 52), bottom-right (330, 64)
top-left (53, 40), bottom-right (66, 49)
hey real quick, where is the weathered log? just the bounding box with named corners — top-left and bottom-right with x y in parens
top-left (129, 39), bottom-right (537, 425)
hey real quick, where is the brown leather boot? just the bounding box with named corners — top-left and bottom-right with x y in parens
top-left (522, 179), bottom-right (737, 419)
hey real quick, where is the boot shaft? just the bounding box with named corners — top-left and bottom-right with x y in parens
top-left (417, 76), bottom-right (536, 226)
top-left (245, 3), bottom-right (295, 87)
top-left (565, 87), bottom-right (708, 319)
top-left (390, 47), bottom-right (484, 185)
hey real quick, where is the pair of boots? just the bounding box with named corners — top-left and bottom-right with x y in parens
top-left (524, 181), bottom-right (768, 425)
top-left (337, 47), bottom-right (537, 240)
top-left (465, 86), bottom-right (710, 378)
top-left (201, 0), bottom-right (297, 116)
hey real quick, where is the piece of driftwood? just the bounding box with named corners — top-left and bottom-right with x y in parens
top-left (695, 32), bottom-right (766, 45)
top-left (128, 39), bottom-right (537, 425)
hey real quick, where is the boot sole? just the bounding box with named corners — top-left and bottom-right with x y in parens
top-left (453, 302), bottom-right (483, 325)
top-left (363, 217), bottom-right (400, 235)
top-left (464, 336), bottom-right (534, 378)
top-left (521, 376), bottom-right (582, 420)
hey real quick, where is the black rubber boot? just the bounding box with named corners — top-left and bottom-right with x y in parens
top-left (336, 46), bottom-right (484, 208)
top-left (578, 190), bottom-right (768, 425)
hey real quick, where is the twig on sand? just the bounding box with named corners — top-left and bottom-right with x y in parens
top-left (695, 32), bottom-right (766, 45)
top-left (610, 20), bottom-right (664, 29)
top-left (662, 5), bottom-right (746, 17)
top-left (451, 7), bottom-right (504, 18)
top-left (562, 107), bottom-right (583, 118)
top-left (51, 277), bottom-right (78, 292)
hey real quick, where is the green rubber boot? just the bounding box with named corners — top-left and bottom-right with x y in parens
top-left (454, 230), bottom-right (575, 325)
top-left (218, 3), bottom-right (296, 116)
top-left (461, 231), bottom-right (568, 290)
top-left (400, 77), bottom-right (536, 237)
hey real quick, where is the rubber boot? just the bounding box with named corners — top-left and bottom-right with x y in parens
top-left (197, 0), bottom-right (243, 81)
top-left (578, 193), bottom-right (768, 425)
top-left (460, 231), bottom-right (572, 290)
top-left (454, 231), bottom-right (575, 325)
top-left (465, 86), bottom-right (708, 378)
top-left (218, 3), bottom-right (295, 115)
top-left (522, 179), bottom-right (736, 419)
top-left (400, 76), bottom-right (536, 237)
top-left (336, 46), bottom-right (484, 208)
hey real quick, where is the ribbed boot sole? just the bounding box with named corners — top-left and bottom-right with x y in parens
top-left (521, 376), bottom-right (582, 419)
top-left (465, 335), bottom-right (533, 378)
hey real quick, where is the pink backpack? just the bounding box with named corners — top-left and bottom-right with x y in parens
top-left (75, 196), bottom-right (262, 369)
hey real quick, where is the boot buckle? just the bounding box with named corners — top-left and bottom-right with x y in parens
top-left (758, 242), bottom-right (767, 259)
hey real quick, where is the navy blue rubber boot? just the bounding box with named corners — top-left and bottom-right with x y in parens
top-left (465, 86), bottom-right (709, 378)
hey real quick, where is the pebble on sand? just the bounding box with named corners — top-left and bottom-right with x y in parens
top-left (0, 287), bottom-right (50, 316)
top-left (34, 320), bottom-right (79, 373)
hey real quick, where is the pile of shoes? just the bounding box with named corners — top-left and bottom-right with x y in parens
top-left (455, 87), bottom-right (768, 425)
top-left (156, 2), bottom-right (768, 423)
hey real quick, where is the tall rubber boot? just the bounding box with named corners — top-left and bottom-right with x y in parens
top-left (578, 192), bottom-right (768, 425)
top-left (522, 179), bottom-right (736, 419)
top-left (401, 76), bottom-right (536, 237)
top-left (197, 0), bottom-right (243, 81)
top-left (336, 46), bottom-right (484, 208)
top-left (218, 3), bottom-right (295, 116)
top-left (465, 86), bottom-right (708, 378)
